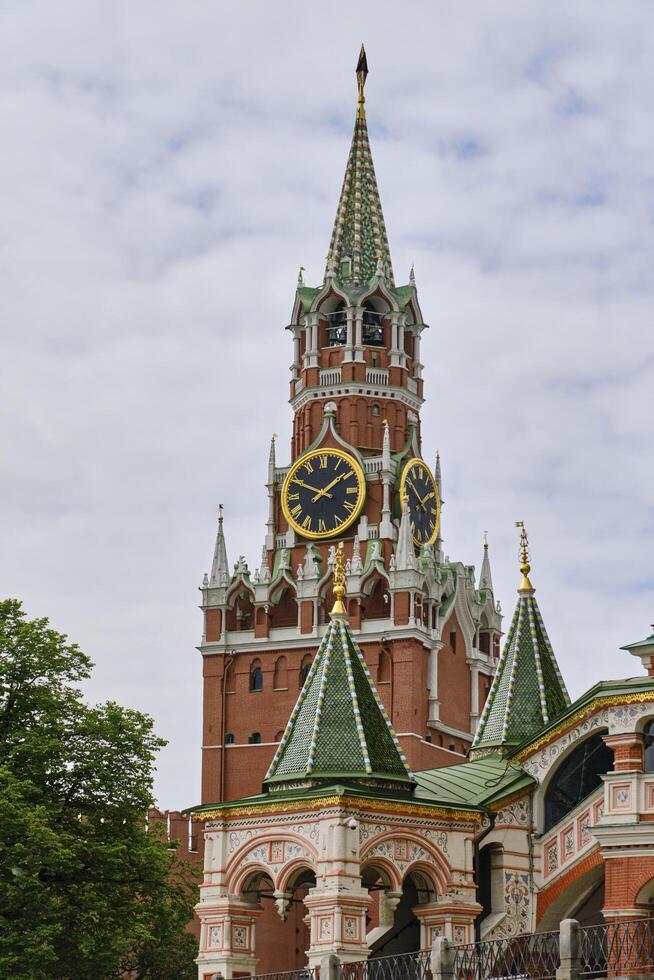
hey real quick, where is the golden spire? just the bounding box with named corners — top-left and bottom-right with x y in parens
top-left (330, 541), bottom-right (347, 618)
top-left (516, 521), bottom-right (534, 592)
top-left (356, 44), bottom-right (368, 120)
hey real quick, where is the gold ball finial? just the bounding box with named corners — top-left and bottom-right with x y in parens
top-left (330, 542), bottom-right (347, 618)
top-left (218, 503), bottom-right (224, 524)
top-left (515, 521), bottom-right (534, 592)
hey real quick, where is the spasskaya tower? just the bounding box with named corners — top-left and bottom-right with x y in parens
top-left (198, 48), bottom-right (502, 806)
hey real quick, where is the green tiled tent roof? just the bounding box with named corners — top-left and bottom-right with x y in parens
top-left (264, 615), bottom-right (413, 790)
top-left (472, 582), bottom-right (570, 755)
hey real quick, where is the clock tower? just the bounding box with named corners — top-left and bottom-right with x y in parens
top-left (198, 47), bottom-right (502, 808)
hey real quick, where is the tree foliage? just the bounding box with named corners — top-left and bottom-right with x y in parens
top-left (0, 599), bottom-right (198, 979)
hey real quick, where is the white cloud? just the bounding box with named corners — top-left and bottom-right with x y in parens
top-left (1, 0), bottom-right (653, 807)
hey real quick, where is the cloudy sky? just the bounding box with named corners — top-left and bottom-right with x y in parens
top-left (2, 1), bottom-right (653, 808)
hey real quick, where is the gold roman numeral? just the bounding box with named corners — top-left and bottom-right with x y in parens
top-left (343, 501), bottom-right (354, 514)
top-left (301, 515), bottom-right (312, 531)
top-left (318, 454), bottom-right (328, 468)
top-left (288, 493), bottom-right (299, 501)
top-left (291, 504), bottom-right (302, 518)
top-left (304, 460), bottom-right (314, 474)
top-left (318, 519), bottom-right (326, 532)
top-left (346, 486), bottom-right (358, 495)
top-left (334, 457), bottom-right (342, 470)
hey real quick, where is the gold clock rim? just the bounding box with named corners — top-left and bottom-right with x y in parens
top-left (399, 456), bottom-right (441, 546)
top-left (281, 447), bottom-right (367, 541)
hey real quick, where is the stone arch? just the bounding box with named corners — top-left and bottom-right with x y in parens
top-left (537, 852), bottom-right (604, 930)
top-left (226, 834), bottom-right (318, 892)
top-left (402, 861), bottom-right (443, 901)
top-left (278, 860), bottom-right (317, 895)
top-left (635, 872), bottom-right (654, 910)
top-left (361, 856), bottom-right (402, 893)
top-left (538, 730), bottom-right (613, 833)
top-left (360, 832), bottom-right (450, 896)
top-left (232, 861), bottom-right (275, 899)
top-left (240, 867), bottom-right (275, 906)
top-left (249, 658), bottom-right (263, 692)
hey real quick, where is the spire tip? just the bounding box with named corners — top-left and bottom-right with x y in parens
top-left (515, 521), bottom-right (534, 592)
top-left (356, 44), bottom-right (368, 119)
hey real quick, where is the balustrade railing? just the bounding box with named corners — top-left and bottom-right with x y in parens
top-left (320, 368), bottom-right (342, 385)
top-left (246, 919), bottom-right (654, 980)
top-left (453, 930), bottom-right (559, 980)
top-left (365, 367), bottom-right (389, 386)
top-left (580, 918), bottom-right (654, 977)
top-left (342, 949), bottom-right (432, 980)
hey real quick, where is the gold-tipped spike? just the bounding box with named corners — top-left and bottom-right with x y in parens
top-left (356, 44), bottom-right (368, 120)
top-left (330, 541), bottom-right (347, 618)
top-left (218, 503), bottom-right (224, 524)
top-left (483, 530), bottom-right (489, 550)
top-left (515, 521), bottom-right (534, 592)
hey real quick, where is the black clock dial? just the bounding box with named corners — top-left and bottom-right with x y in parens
top-left (281, 448), bottom-right (366, 540)
top-left (399, 458), bottom-right (441, 546)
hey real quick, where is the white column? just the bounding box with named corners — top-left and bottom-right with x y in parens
top-left (470, 664), bottom-right (480, 731)
top-left (344, 309), bottom-right (355, 362)
top-left (428, 647), bottom-right (440, 722)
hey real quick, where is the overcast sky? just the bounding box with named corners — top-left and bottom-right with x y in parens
top-left (2, 1), bottom-right (653, 809)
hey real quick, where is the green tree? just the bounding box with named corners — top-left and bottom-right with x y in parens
top-left (0, 599), bottom-right (199, 979)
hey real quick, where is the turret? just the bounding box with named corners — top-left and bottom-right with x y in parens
top-left (470, 524), bottom-right (570, 758)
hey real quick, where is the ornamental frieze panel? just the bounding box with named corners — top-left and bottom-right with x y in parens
top-left (226, 835), bottom-right (317, 891)
top-left (522, 710), bottom-right (610, 782)
top-left (360, 832), bottom-right (450, 888)
top-left (494, 799), bottom-right (530, 826)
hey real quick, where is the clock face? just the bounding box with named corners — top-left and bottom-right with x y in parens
top-left (399, 457), bottom-right (441, 546)
top-left (281, 448), bottom-right (366, 540)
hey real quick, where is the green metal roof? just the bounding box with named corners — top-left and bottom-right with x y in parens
top-left (510, 674), bottom-right (654, 759)
top-left (413, 755), bottom-right (535, 808)
top-left (263, 613), bottom-right (414, 790)
top-left (472, 584), bottom-right (570, 755)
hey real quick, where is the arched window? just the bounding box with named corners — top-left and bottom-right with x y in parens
top-left (326, 303), bottom-right (347, 347)
top-left (248, 732), bottom-right (261, 744)
top-left (274, 730), bottom-right (284, 742)
top-left (224, 733), bottom-right (235, 745)
top-left (273, 656), bottom-right (288, 690)
top-left (300, 654), bottom-right (313, 686)
top-left (644, 720), bottom-right (654, 772)
top-left (250, 660), bottom-right (263, 692)
top-left (544, 733), bottom-right (614, 832)
top-left (372, 403), bottom-right (381, 417)
top-left (362, 302), bottom-right (384, 346)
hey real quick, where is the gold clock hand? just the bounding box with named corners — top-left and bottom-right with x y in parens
top-left (407, 478), bottom-right (426, 510)
top-left (311, 471), bottom-right (348, 502)
top-left (293, 478), bottom-right (332, 498)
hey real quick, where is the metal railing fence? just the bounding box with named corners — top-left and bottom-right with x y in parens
top-left (245, 917), bottom-right (654, 980)
top-left (580, 918), bottom-right (654, 977)
top-left (342, 949), bottom-right (432, 980)
top-left (452, 929), bottom-right (560, 980)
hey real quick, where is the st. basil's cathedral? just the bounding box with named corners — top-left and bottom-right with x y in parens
top-left (186, 49), bottom-right (654, 980)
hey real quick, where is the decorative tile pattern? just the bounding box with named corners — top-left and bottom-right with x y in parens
top-left (319, 917), bottom-right (332, 940)
top-left (233, 925), bottom-right (247, 950)
top-left (563, 827), bottom-right (574, 860)
top-left (344, 916), bottom-right (358, 941)
top-left (208, 925), bottom-right (222, 949)
top-left (454, 925), bottom-right (466, 944)
top-left (579, 811), bottom-right (591, 846)
top-left (546, 841), bottom-right (558, 874)
top-left (264, 616), bottom-right (412, 785)
top-left (473, 585), bottom-right (569, 753)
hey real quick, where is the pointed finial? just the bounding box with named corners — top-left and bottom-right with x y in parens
top-left (515, 521), bottom-right (534, 592)
top-left (298, 266), bottom-right (305, 286)
top-left (356, 44), bottom-right (368, 120)
top-left (409, 263), bottom-right (416, 285)
top-left (218, 503), bottom-right (224, 524)
top-left (330, 541), bottom-right (347, 618)
top-left (483, 531), bottom-right (488, 550)
top-left (375, 252), bottom-right (384, 278)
